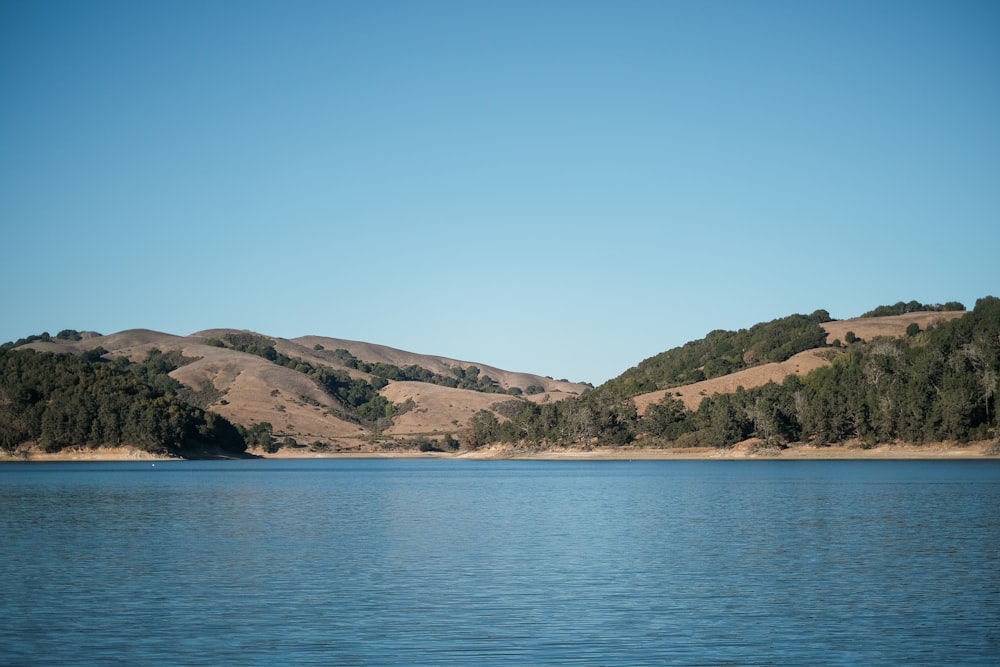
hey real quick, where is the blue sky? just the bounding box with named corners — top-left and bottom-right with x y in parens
top-left (2, 1), bottom-right (998, 384)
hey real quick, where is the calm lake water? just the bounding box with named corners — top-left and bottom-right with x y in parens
top-left (1, 459), bottom-right (998, 666)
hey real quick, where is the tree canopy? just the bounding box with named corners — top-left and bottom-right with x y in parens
top-left (600, 311), bottom-right (832, 400)
top-left (0, 348), bottom-right (246, 457)
top-left (861, 300), bottom-right (965, 318)
top-left (330, 348), bottom-right (523, 395)
top-left (464, 297), bottom-right (999, 450)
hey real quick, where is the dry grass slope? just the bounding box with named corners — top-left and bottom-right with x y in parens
top-left (634, 311), bottom-right (966, 415)
top-left (17, 311), bottom-right (967, 450)
top-left (23, 328), bottom-right (588, 448)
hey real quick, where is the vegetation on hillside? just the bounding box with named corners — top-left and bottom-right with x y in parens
top-left (327, 348), bottom-right (526, 395)
top-left (601, 311), bottom-right (833, 399)
top-left (218, 333), bottom-right (395, 428)
top-left (861, 300), bottom-right (965, 318)
top-left (4, 297), bottom-right (995, 457)
top-left (464, 297), bottom-right (999, 450)
top-left (0, 348), bottom-right (246, 457)
top-left (215, 332), bottom-right (538, 431)
top-left (2, 328), bottom-right (93, 349)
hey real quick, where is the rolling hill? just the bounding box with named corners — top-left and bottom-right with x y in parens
top-left (633, 311), bottom-right (967, 415)
top-left (5, 298), bottom-right (995, 458)
top-left (18, 329), bottom-right (590, 453)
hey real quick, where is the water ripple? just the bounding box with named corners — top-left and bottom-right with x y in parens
top-left (1, 459), bottom-right (998, 665)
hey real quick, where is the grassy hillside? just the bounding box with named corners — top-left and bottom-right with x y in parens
top-left (5, 329), bottom-right (588, 456)
top-left (634, 311), bottom-right (968, 414)
top-left (601, 311), bottom-right (833, 399)
top-left (456, 299), bottom-right (997, 451)
top-left (3, 298), bottom-right (994, 457)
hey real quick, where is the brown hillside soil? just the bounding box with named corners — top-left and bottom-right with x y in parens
top-left (635, 349), bottom-right (831, 414)
top-left (634, 311), bottom-right (968, 415)
top-left (380, 382), bottom-right (510, 436)
top-left (292, 335), bottom-right (590, 396)
top-left (821, 311), bottom-right (965, 344)
top-left (20, 328), bottom-right (584, 447)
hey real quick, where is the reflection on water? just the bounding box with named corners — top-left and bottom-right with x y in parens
top-left (1, 460), bottom-right (998, 665)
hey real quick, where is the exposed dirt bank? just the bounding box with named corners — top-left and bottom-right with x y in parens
top-left (5, 441), bottom-right (995, 462)
top-left (0, 447), bottom-right (175, 462)
top-left (450, 440), bottom-right (996, 460)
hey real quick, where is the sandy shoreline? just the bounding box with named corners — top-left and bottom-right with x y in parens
top-left (3, 441), bottom-right (995, 462)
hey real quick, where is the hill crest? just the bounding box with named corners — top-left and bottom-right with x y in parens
top-left (633, 310), bottom-right (967, 415)
top-left (8, 301), bottom-right (991, 457)
top-left (19, 328), bottom-right (590, 452)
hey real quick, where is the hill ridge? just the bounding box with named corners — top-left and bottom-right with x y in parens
top-left (16, 327), bottom-right (590, 453)
top-left (632, 311), bottom-right (967, 414)
top-left (6, 301), bottom-right (994, 458)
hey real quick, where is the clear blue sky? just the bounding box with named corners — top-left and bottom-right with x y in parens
top-left (2, 1), bottom-right (998, 384)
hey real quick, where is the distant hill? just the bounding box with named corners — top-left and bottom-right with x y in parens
top-left (442, 298), bottom-right (996, 452)
top-left (633, 311), bottom-right (968, 414)
top-left (12, 329), bottom-right (589, 454)
top-left (3, 298), bottom-right (996, 458)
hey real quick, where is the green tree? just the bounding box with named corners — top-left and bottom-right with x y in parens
top-left (467, 410), bottom-right (499, 448)
top-left (642, 394), bottom-right (692, 441)
top-left (700, 393), bottom-right (751, 447)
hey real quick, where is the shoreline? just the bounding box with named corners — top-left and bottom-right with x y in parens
top-left (2, 441), bottom-right (995, 462)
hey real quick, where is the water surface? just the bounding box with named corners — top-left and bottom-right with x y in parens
top-left (2, 459), bottom-right (998, 665)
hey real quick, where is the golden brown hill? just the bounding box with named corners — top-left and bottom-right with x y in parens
top-left (23, 328), bottom-right (588, 450)
top-left (634, 311), bottom-right (966, 416)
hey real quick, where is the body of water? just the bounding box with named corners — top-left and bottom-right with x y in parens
top-left (1, 459), bottom-right (998, 665)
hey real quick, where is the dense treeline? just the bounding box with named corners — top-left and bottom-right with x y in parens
top-left (861, 300), bottom-right (965, 318)
top-left (602, 311), bottom-right (833, 399)
top-left (0, 348), bottom-right (246, 456)
top-left (467, 297), bottom-right (999, 450)
top-left (328, 348), bottom-right (525, 395)
top-left (465, 391), bottom-right (642, 448)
